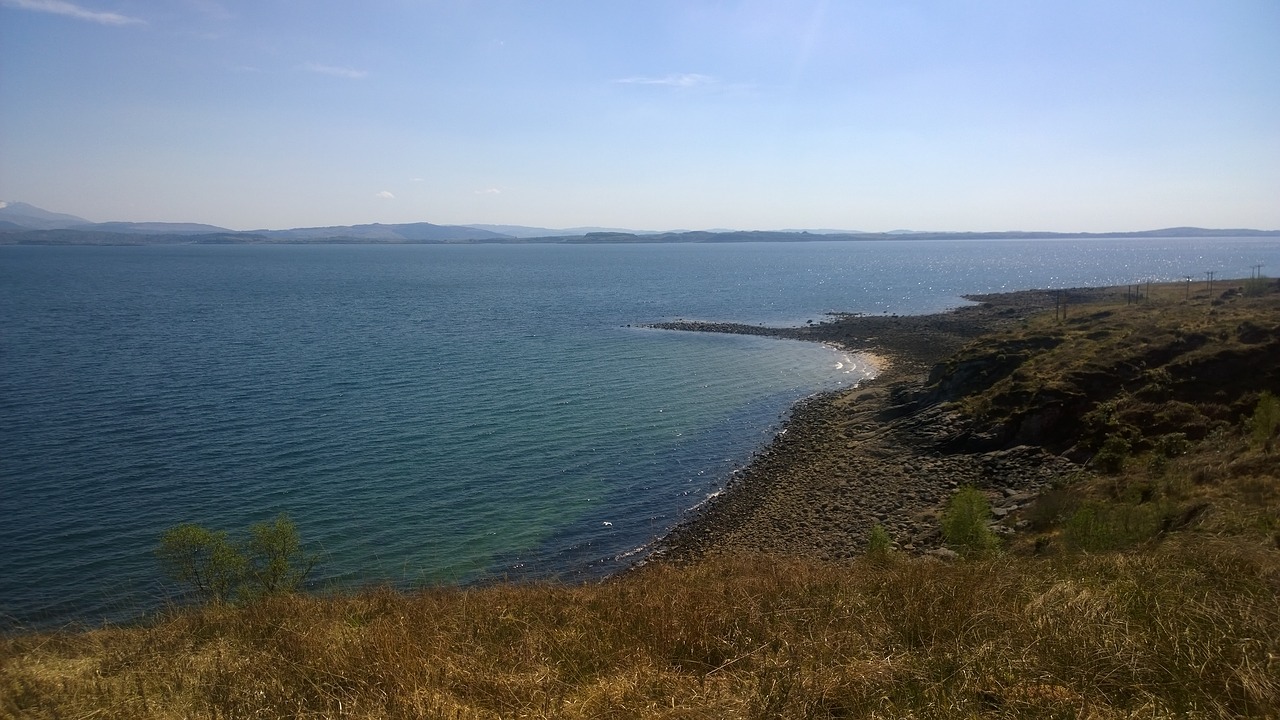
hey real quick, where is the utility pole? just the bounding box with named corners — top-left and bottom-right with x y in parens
top-left (1251, 263), bottom-right (1264, 280)
top-left (1206, 270), bottom-right (1216, 297)
top-left (1184, 275), bottom-right (1192, 301)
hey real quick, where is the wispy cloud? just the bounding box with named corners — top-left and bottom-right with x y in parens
top-left (474, 188), bottom-right (502, 195)
top-left (376, 190), bottom-right (395, 200)
top-left (302, 63), bottom-right (368, 80)
top-left (614, 73), bottom-right (715, 88)
top-left (3, 0), bottom-right (145, 25)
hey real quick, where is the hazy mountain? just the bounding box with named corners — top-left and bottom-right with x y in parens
top-left (778, 228), bottom-right (866, 235)
top-left (464, 224), bottom-right (569, 238)
top-left (72, 221), bottom-right (232, 235)
top-left (465, 224), bottom-right (660, 238)
top-left (0, 201), bottom-right (91, 230)
top-left (259, 222), bottom-right (511, 242)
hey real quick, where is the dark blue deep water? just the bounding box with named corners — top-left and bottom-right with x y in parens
top-left (2, 239), bottom-right (1276, 628)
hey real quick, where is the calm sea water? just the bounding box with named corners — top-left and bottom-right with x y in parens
top-left (2, 238), bottom-right (1276, 628)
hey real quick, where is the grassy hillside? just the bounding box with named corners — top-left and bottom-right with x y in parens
top-left (924, 278), bottom-right (1280, 559)
top-left (3, 279), bottom-right (1278, 719)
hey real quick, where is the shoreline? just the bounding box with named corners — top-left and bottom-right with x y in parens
top-left (643, 287), bottom-right (1114, 564)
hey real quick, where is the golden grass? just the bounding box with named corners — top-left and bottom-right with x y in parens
top-left (5, 540), bottom-right (1278, 719)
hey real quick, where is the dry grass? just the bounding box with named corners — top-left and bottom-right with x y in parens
top-left (4, 541), bottom-right (1278, 719)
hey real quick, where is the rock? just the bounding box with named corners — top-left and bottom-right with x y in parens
top-left (926, 547), bottom-right (960, 561)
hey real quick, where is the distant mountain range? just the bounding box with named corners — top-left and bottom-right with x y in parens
top-left (1, 201), bottom-right (1276, 245)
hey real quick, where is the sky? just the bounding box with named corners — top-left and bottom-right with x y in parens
top-left (0, 1), bottom-right (1277, 232)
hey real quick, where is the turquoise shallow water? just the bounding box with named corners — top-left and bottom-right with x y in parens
top-left (2, 239), bottom-right (1277, 628)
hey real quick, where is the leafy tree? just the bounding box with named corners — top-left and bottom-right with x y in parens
top-left (156, 523), bottom-right (246, 603)
top-left (243, 513), bottom-right (316, 597)
top-left (156, 513), bottom-right (316, 603)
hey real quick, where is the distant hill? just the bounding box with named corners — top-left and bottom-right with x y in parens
top-left (73, 221), bottom-right (232, 235)
top-left (464, 224), bottom-right (573, 238)
top-left (259, 222), bottom-right (511, 242)
top-left (779, 228), bottom-right (866, 235)
top-left (465, 224), bottom-right (660, 238)
top-left (0, 201), bottom-right (91, 230)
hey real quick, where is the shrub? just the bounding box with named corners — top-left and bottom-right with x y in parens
top-left (1250, 391), bottom-right (1280, 453)
top-left (866, 524), bottom-right (893, 558)
top-left (1093, 435), bottom-right (1131, 474)
top-left (1153, 432), bottom-right (1191, 458)
top-left (156, 523), bottom-right (246, 603)
top-left (941, 487), bottom-right (999, 557)
top-left (243, 513), bottom-right (316, 597)
top-left (1243, 275), bottom-right (1272, 297)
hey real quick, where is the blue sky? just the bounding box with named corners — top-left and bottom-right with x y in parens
top-left (1, 1), bottom-right (1276, 232)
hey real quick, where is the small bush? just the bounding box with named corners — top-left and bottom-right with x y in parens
top-left (866, 524), bottom-right (893, 558)
top-left (1092, 435), bottom-right (1131, 474)
top-left (941, 487), bottom-right (999, 557)
top-left (1250, 391), bottom-right (1280, 453)
top-left (1243, 275), bottom-right (1272, 297)
top-left (1153, 432), bottom-right (1191, 458)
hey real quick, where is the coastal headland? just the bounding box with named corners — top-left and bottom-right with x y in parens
top-left (650, 280), bottom-right (1277, 563)
top-left (648, 288), bottom-right (1107, 562)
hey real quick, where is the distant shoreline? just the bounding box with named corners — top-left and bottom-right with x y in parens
top-left (2, 227), bottom-right (1278, 247)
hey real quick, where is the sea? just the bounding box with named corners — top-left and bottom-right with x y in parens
top-left (2, 237), bottom-right (1277, 629)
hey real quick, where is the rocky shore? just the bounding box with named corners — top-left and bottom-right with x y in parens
top-left (649, 287), bottom-right (1115, 562)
